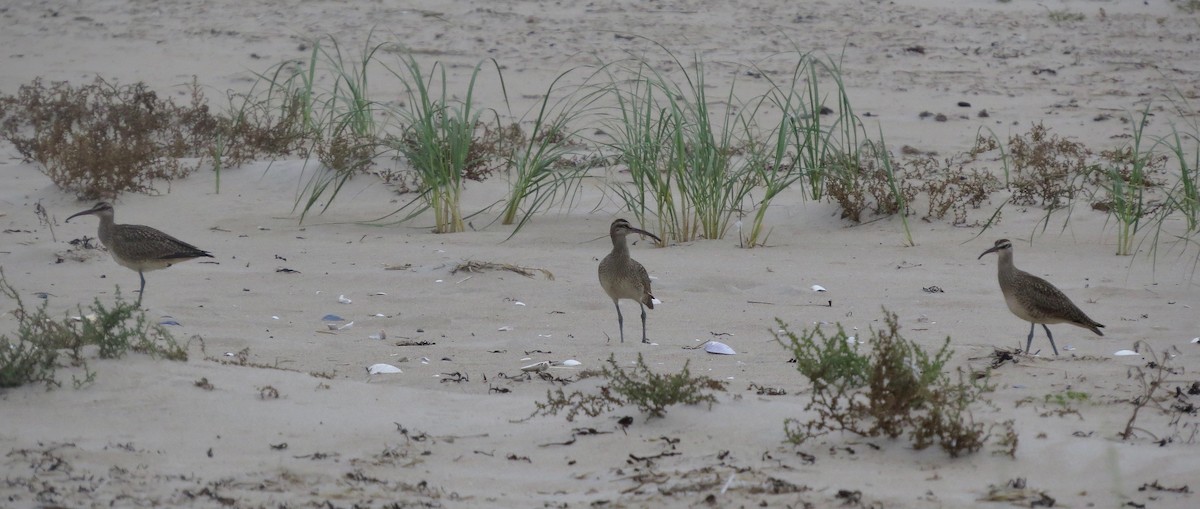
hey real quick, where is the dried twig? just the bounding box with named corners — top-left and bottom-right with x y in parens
top-left (451, 260), bottom-right (555, 280)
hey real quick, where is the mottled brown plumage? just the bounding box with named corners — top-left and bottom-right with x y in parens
top-left (67, 202), bottom-right (213, 305)
top-left (598, 219), bottom-right (660, 343)
top-left (978, 239), bottom-right (1104, 355)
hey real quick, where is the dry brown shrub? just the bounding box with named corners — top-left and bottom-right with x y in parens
top-left (0, 77), bottom-right (220, 199)
top-left (1007, 123), bottom-right (1094, 208)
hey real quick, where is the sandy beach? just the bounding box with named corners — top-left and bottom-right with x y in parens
top-left (2, 1), bottom-right (1198, 507)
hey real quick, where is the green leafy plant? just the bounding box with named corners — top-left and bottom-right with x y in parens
top-left (0, 267), bottom-right (186, 389)
top-left (528, 353), bottom-right (724, 421)
top-left (776, 309), bottom-right (1001, 457)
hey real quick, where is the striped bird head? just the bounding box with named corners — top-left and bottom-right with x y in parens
top-left (610, 219), bottom-right (662, 244)
top-left (66, 201), bottom-right (115, 223)
top-left (978, 238), bottom-right (1013, 260)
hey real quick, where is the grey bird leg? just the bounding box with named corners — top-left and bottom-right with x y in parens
top-left (639, 303), bottom-right (648, 344)
top-left (614, 301), bottom-right (625, 343)
top-left (1025, 323), bottom-right (1036, 354)
top-left (137, 270), bottom-right (146, 306)
top-left (1042, 324), bottom-right (1059, 356)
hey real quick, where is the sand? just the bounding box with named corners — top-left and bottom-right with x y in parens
top-left (1, 0), bottom-right (1198, 507)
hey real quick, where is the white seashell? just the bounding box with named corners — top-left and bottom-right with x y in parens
top-left (336, 321), bottom-right (354, 330)
top-left (514, 301), bottom-right (526, 306)
top-left (498, 326), bottom-right (513, 331)
top-left (372, 292), bottom-right (388, 296)
top-left (651, 298), bottom-right (662, 305)
top-left (1114, 350), bottom-right (1140, 356)
top-left (846, 336), bottom-right (858, 345)
top-left (272, 316), bottom-right (280, 320)
top-left (420, 357), bottom-right (430, 364)
top-left (367, 363), bottom-right (402, 374)
top-left (1192, 337), bottom-right (1200, 344)
top-left (368, 331), bottom-right (386, 340)
top-left (704, 341), bottom-right (736, 355)
top-left (374, 313), bottom-right (386, 317)
top-left (435, 279), bottom-right (444, 283)
top-left (521, 361), bottom-right (551, 372)
top-left (559, 359), bottom-right (582, 367)
top-left (338, 295), bottom-right (352, 304)
top-left (811, 285), bottom-right (827, 292)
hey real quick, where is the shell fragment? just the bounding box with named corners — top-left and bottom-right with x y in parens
top-left (704, 341), bottom-right (736, 355)
top-left (521, 361), bottom-right (551, 372)
top-left (367, 363), bottom-right (402, 374)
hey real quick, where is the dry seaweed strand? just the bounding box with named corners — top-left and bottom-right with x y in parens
top-left (451, 260), bottom-right (555, 280)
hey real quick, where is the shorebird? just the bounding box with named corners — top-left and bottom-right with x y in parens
top-left (598, 218), bottom-right (661, 343)
top-left (978, 239), bottom-right (1104, 355)
top-left (66, 202), bottom-right (213, 305)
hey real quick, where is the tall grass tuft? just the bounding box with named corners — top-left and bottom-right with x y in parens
top-left (602, 47), bottom-right (771, 244)
top-left (382, 55), bottom-right (503, 233)
top-left (499, 69), bottom-right (602, 237)
top-left (601, 60), bottom-right (680, 244)
top-left (1099, 105), bottom-right (1158, 256)
top-left (292, 34), bottom-right (390, 221)
top-left (663, 53), bottom-right (757, 242)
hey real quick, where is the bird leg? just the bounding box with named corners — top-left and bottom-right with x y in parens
top-left (136, 270), bottom-right (146, 307)
top-left (1025, 323), bottom-right (1035, 354)
top-left (614, 301), bottom-right (625, 343)
top-left (639, 303), bottom-right (649, 344)
top-left (1041, 324), bottom-right (1060, 356)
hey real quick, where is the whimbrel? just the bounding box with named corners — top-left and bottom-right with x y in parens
top-left (66, 202), bottom-right (213, 305)
top-left (598, 218), bottom-right (661, 343)
top-left (978, 239), bottom-right (1104, 355)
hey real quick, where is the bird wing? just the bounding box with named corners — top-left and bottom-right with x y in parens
top-left (1017, 273), bottom-right (1097, 325)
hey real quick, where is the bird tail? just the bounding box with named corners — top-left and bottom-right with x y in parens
top-left (643, 293), bottom-right (655, 310)
top-left (1085, 321), bottom-right (1105, 336)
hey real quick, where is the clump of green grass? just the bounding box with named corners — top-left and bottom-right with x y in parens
top-left (0, 267), bottom-right (186, 389)
top-left (775, 309), bottom-right (1002, 457)
top-left (381, 55), bottom-right (506, 233)
top-left (499, 68), bottom-right (601, 236)
top-left (601, 58), bottom-right (679, 242)
top-left (601, 46), bottom-right (768, 244)
top-left (282, 34), bottom-right (390, 221)
top-left (528, 353), bottom-right (724, 422)
top-left (1094, 106), bottom-right (1168, 255)
top-left (744, 53), bottom-right (866, 246)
